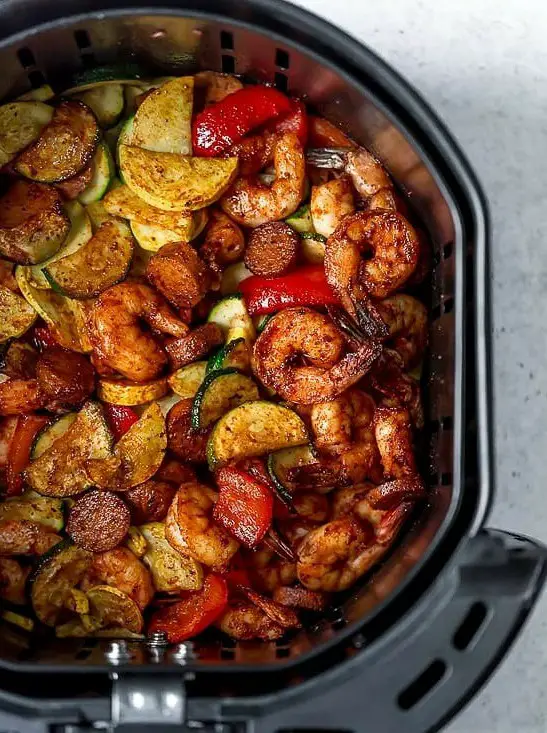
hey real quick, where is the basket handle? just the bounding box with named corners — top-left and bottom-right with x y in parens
top-left (248, 529), bottom-right (547, 733)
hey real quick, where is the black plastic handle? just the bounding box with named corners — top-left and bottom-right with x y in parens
top-left (242, 529), bottom-right (547, 733)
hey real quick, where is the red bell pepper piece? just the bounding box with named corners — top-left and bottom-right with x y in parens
top-left (268, 98), bottom-right (308, 146)
top-left (239, 265), bottom-right (340, 315)
top-left (192, 86), bottom-right (292, 157)
top-left (32, 325), bottom-right (58, 351)
top-left (148, 574), bottom-right (228, 643)
top-left (309, 116), bottom-right (354, 148)
top-left (213, 466), bottom-right (273, 548)
top-left (103, 404), bottom-right (139, 442)
top-left (6, 414), bottom-right (49, 497)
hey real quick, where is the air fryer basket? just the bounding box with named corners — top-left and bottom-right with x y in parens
top-left (0, 2), bottom-right (545, 732)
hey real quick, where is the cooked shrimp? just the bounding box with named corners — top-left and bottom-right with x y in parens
top-left (0, 520), bottom-right (60, 556)
top-left (253, 307), bottom-right (381, 404)
top-left (195, 71), bottom-right (243, 104)
top-left (310, 176), bottom-right (355, 238)
top-left (368, 348), bottom-right (424, 428)
top-left (374, 406), bottom-right (417, 479)
top-left (309, 389), bottom-right (382, 485)
top-left (292, 492), bottom-right (329, 522)
top-left (0, 557), bottom-right (29, 604)
top-left (90, 282), bottom-right (188, 382)
top-left (376, 294), bottom-right (428, 369)
top-left (246, 545), bottom-right (296, 593)
top-left (216, 599), bottom-right (284, 640)
top-left (221, 132), bottom-right (306, 227)
top-left (81, 547), bottom-right (154, 610)
top-left (325, 211), bottom-right (420, 316)
top-left (166, 483), bottom-right (239, 571)
top-left (228, 133), bottom-right (275, 176)
top-left (296, 516), bottom-right (375, 592)
top-left (0, 378), bottom-right (44, 416)
top-left (345, 147), bottom-right (392, 198)
top-left (366, 188), bottom-right (397, 212)
top-left (200, 209), bottom-right (245, 275)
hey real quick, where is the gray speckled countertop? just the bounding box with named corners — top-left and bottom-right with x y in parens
top-left (293, 0), bottom-right (547, 729)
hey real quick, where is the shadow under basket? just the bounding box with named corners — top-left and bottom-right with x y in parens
top-left (0, 2), bottom-right (545, 732)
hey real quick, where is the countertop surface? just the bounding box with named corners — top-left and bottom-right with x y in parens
top-left (293, 0), bottom-right (547, 730)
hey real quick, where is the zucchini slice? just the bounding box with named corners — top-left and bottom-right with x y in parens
top-left (255, 314), bottom-right (274, 334)
top-left (130, 208), bottom-right (208, 251)
top-left (78, 142), bottom-right (115, 205)
top-left (119, 144), bottom-right (238, 211)
top-left (220, 261), bottom-right (253, 296)
top-left (66, 64), bottom-right (145, 91)
top-left (30, 413), bottom-right (77, 459)
top-left (43, 218), bottom-right (134, 299)
top-left (267, 445), bottom-right (318, 503)
top-left (191, 368), bottom-right (259, 429)
top-left (15, 101), bottom-right (100, 183)
top-left (300, 232), bottom-right (327, 264)
top-left (74, 84), bottom-right (125, 129)
top-left (29, 200), bottom-right (93, 288)
top-left (1, 610), bottom-right (34, 632)
top-left (25, 402), bottom-right (114, 497)
top-left (104, 184), bottom-right (202, 236)
top-left (207, 401), bottom-right (309, 470)
top-left (168, 361), bottom-right (207, 399)
top-left (15, 266), bottom-right (93, 352)
top-left (17, 85), bottom-right (55, 103)
top-left (115, 116), bottom-right (134, 179)
top-left (29, 540), bottom-right (93, 626)
top-left (131, 77), bottom-right (194, 155)
top-left (0, 493), bottom-right (65, 531)
top-left (97, 376), bottom-right (168, 406)
top-left (0, 285), bottom-right (37, 343)
top-left (140, 522), bottom-right (203, 592)
top-left (0, 181), bottom-right (71, 266)
top-left (206, 338), bottom-right (250, 374)
top-left (285, 204), bottom-right (313, 234)
top-left (86, 585), bottom-right (144, 634)
top-left (0, 101), bottom-right (53, 168)
top-left (86, 402), bottom-right (166, 490)
top-left (207, 293), bottom-right (255, 343)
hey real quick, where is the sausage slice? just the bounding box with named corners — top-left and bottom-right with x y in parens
top-left (67, 490), bottom-right (130, 552)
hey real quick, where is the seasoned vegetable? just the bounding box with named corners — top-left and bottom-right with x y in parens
top-left (140, 522), bottom-right (203, 592)
top-left (119, 144), bottom-right (238, 211)
top-left (168, 361), bottom-right (207, 399)
top-left (131, 77), bottom-right (193, 155)
top-left (285, 203), bottom-right (313, 234)
top-left (206, 338), bottom-right (250, 374)
top-left (213, 467), bottom-right (273, 548)
top-left (7, 415), bottom-right (49, 496)
top-left (86, 585), bottom-right (144, 633)
top-left (97, 376), bottom-right (168, 406)
top-left (0, 101), bottom-right (53, 167)
top-left (15, 101), bottom-right (100, 183)
top-left (300, 232), bottom-right (327, 264)
top-left (73, 84), bottom-right (125, 128)
top-left (267, 445), bottom-right (318, 497)
top-left (0, 493), bottom-right (64, 532)
top-left (0, 286), bottom-right (36, 342)
top-left (130, 211), bottom-right (207, 251)
top-left (207, 401), bottom-right (309, 469)
top-left (30, 413), bottom-right (77, 459)
top-left (207, 294), bottom-right (255, 343)
top-left (15, 267), bottom-right (93, 353)
top-left (17, 86), bottom-right (55, 103)
top-left (191, 368), bottom-right (259, 429)
top-left (25, 401), bottom-right (114, 497)
top-left (43, 218), bottom-right (134, 299)
top-left (29, 541), bottom-right (93, 625)
top-left (78, 142), bottom-right (115, 205)
top-left (220, 261), bottom-right (253, 296)
top-left (0, 181), bottom-right (70, 265)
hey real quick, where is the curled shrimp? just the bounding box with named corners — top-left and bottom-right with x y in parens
top-left (0, 520), bottom-right (60, 556)
top-left (0, 557), bottom-right (29, 604)
top-left (308, 389), bottom-right (382, 485)
top-left (345, 147), bottom-right (392, 198)
top-left (296, 516), bottom-right (375, 592)
top-left (246, 545), bottom-right (296, 593)
top-left (325, 211), bottom-right (420, 317)
top-left (90, 282), bottom-right (188, 382)
top-left (200, 209), bottom-right (245, 275)
top-left (374, 406), bottom-right (417, 479)
top-left (81, 547), bottom-right (154, 610)
top-left (166, 483), bottom-right (239, 571)
top-left (368, 348), bottom-right (424, 428)
top-left (253, 307), bottom-right (381, 404)
top-left (377, 294), bottom-right (428, 369)
top-left (221, 132), bottom-right (306, 227)
top-left (216, 599), bottom-right (284, 640)
top-left (310, 176), bottom-right (355, 238)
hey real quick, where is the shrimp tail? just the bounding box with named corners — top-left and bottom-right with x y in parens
top-left (328, 339), bottom-right (382, 394)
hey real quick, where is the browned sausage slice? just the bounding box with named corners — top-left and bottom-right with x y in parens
top-left (36, 346), bottom-right (95, 411)
top-left (0, 378), bottom-right (44, 415)
top-left (67, 490), bottom-right (130, 552)
top-left (273, 585), bottom-right (328, 611)
top-left (166, 400), bottom-right (209, 463)
top-left (155, 458), bottom-right (196, 485)
top-left (165, 323), bottom-right (223, 370)
top-left (125, 480), bottom-right (177, 524)
top-left (146, 242), bottom-right (212, 309)
top-left (244, 222), bottom-right (299, 277)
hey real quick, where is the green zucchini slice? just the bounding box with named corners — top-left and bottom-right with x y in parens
top-left (207, 293), bottom-right (255, 343)
top-left (0, 493), bottom-right (65, 532)
top-left (0, 285), bottom-right (37, 343)
top-left (0, 101), bottom-right (53, 168)
top-left (25, 402), bottom-right (114, 497)
top-left (140, 522), bottom-right (203, 592)
top-left (73, 83), bottom-right (125, 128)
top-left (206, 337), bottom-right (250, 374)
top-left (30, 413), bottom-right (77, 459)
top-left (219, 261), bottom-right (253, 296)
top-left (267, 445), bottom-right (318, 505)
top-left (285, 203), bottom-right (313, 234)
top-left (168, 361), bottom-right (207, 399)
top-left (43, 218), bottom-right (134, 299)
top-left (15, 101), bottom-right (100, 184)
top-left (191, 368), bottom-right (259, 429)
top-left (207, 401), bottom-right (308, 470)
top-left (78, 142), bottom-right (115, 205)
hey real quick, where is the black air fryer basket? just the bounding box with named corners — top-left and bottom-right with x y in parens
top-left (0, 2), bottom-right (544, 732)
